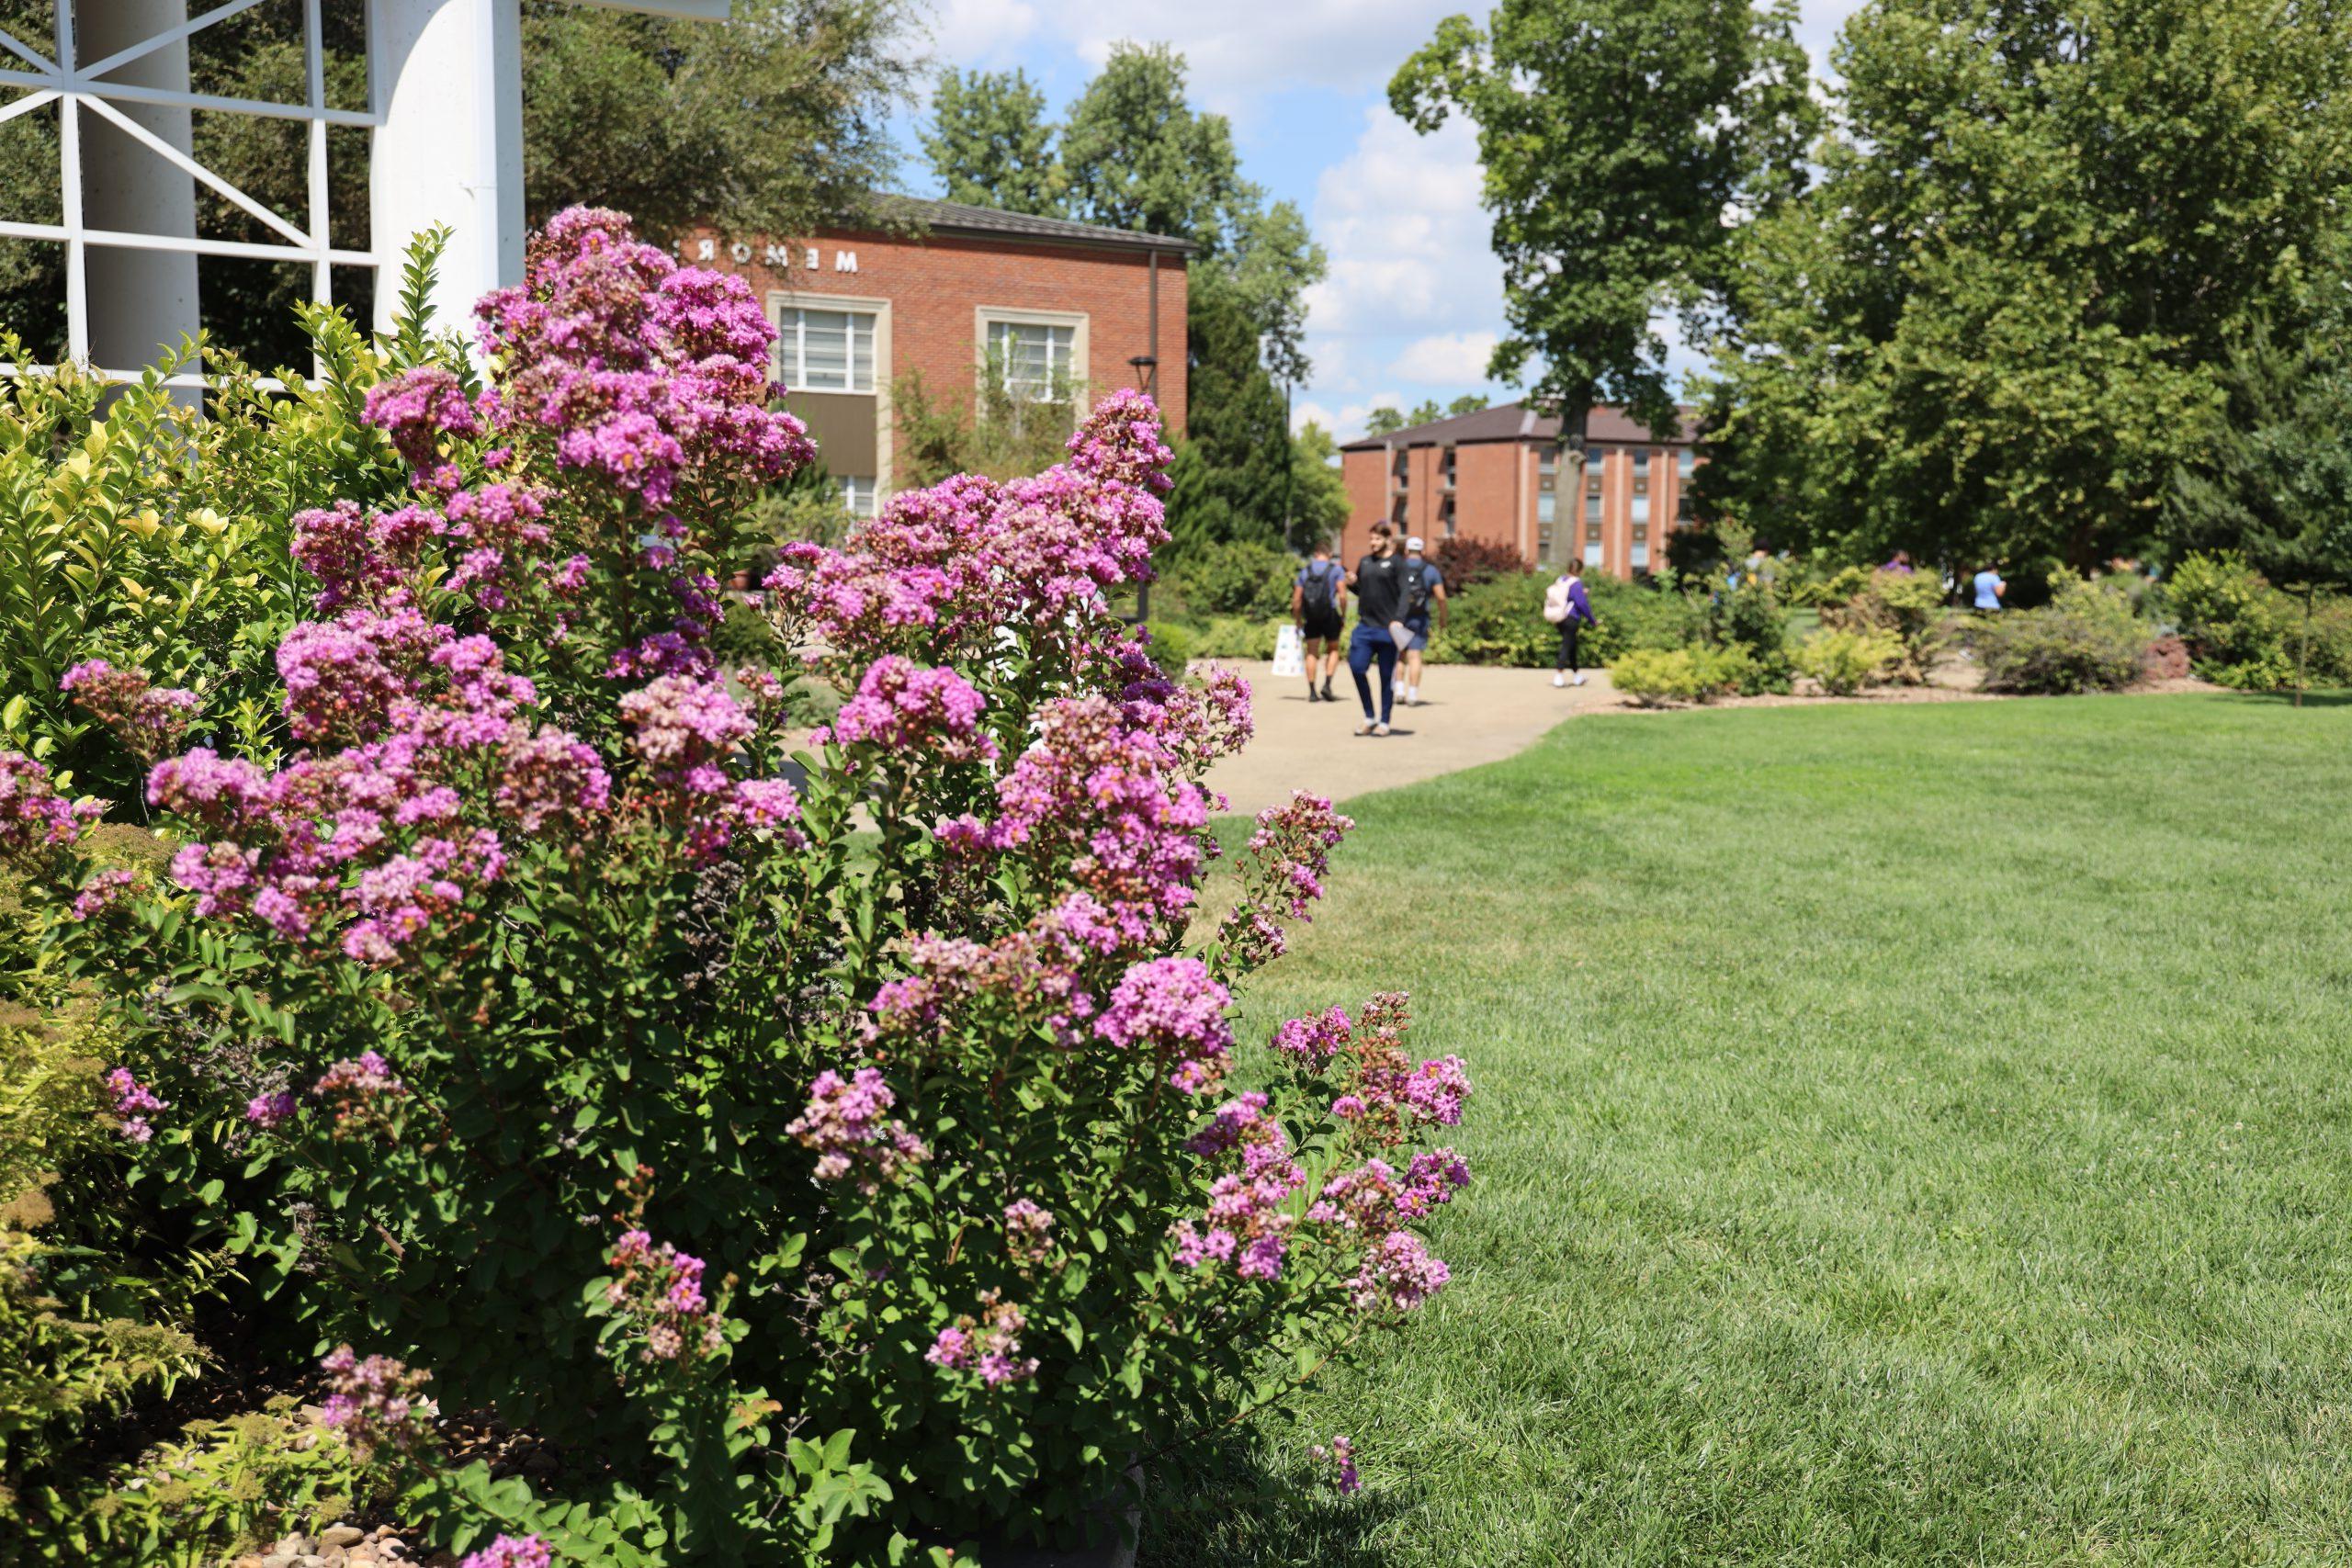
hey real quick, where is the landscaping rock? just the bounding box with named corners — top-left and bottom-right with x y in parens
top-left (2143, 634), bottom-right (2191, 681)
top-left (322, 1525), bottom-right (367, 1548)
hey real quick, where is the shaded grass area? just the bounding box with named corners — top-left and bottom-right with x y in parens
top-left (1150, 694), bottom-right (2352, 1565)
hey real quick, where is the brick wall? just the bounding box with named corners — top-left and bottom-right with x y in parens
top-left (684, 225), bottom-right (1189, 446)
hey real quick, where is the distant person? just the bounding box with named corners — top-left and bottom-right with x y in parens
top-left (1398, 536), bottom-right (1447, 706)
top-left (1292, 541), bottom-right (1347, 703)
top-left (1543, 563), bottom-right (1596, 687)
top-left (1973, 564), bottom-right (2007, 611)
top-left (1883, 549), bottom-right (1916, 574)
top-left (1344, 521), bottom-right (1409, 736)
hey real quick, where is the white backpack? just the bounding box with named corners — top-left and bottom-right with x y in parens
top-left (1542, 578), bottom-right (1575, 625)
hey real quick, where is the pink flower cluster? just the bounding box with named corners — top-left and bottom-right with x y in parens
top-left (476, 207), bottom-right (811, 511)
top-left (1348, 1230), bottom-right (1452, 1314)
top-left (106, 1066), bottom-right (165, 1144)
top-left (60, 660), bottom-right (198, 763)
top-left (1002, 1199), bottom-right (1055, 1265)
top-left (605, 1229), bottom-right (725, 1363)
top-left (1172, 1093), bottom-right (1306, 1280)
top-left (925, 1292), bottom-right (1038, 1386)
top-left (1274, 993), bottom-right (1472, 1150)
top-left (762, 391), bottom-right (1172, 665)
top-left (618, 673), bottom-right (752, 789)
top-left (314, 1051), bottom-right (408, 1138)
top-left (865, 903), bottom-right (1102, 1047)
top-left (1311, 1434), bottom-right (1361, 1495)
top-left (941, 696), bottom-right (1208, 952)
top-left (827, 656), bottom-right (996, 762)
top-left (364, 365), bottom-right (481, 474)
top-left (245, 1090), bottom-right (297, 1129)
top-left (290, 483), bottom-right (553, 615)
top-left (1095, 956), bottom-right (1235, 1095)
top-left (318, 1344), bottom-right (435, 1460)
top-left (1216, 792), bottom-right (1353, 970)
top-left (460, 1537), bottom-right (553, 1568)
top-left (0, 752), bottom-right (98, 862)
top-left (70, 866), bottom-right (135, 920)
top-left (1271, 1006), bottom-right (1353, 1070)
top-left (786, 1066), bottom-right (928, 1193)
top-left (1308, 1152), bottom-right (1471, 1235)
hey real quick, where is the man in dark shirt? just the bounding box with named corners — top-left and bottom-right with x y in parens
top-left (1344, 521), bottom-right (1409, 735)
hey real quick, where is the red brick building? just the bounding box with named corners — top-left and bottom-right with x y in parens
top-left (684, 198), bottom-right (1192, 516)
top-left (1338, 402), bottom-right (1702, 579)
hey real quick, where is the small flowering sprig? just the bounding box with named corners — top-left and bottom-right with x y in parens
top-left (319, 1344), bottom-right (435, 1461)
top-left (460, 1537), bottom-right (553, 1568)
top-left (1311, 1434), bottom-right (1361, 1495)
top-left (70, 866), bottom-right (137, 921)
top-left (105, 1067), bottom-right (165, 1144)
top-left (786, 1066), bottom-right (928, 1193)
top-left (61, 659), bottom-right (199, 764)
top-left (1282, 992), bottom-right (1472, 1151)
top-left (604, 1228), bottom-right (727, 1366)
top-left (1172, 1093), bottom-right (1306, 1280)
top-left (1002, 1199), bottom-right (1055, 1265)
top-left (0, 752), bottom-right (99, 865)
top-left (1215, 792), bottom-right (1353, 974)
top-left (1095, 956), bottom-right (1235, 1096)
top-left (313, 1051), bottom-right (409, 1140)
top-left (924, 1292), bottom-right (1038, 1387)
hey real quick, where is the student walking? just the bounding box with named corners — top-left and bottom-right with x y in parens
top-left (1291, 541), bottom-right (1347, 702)
top-left (1345, 521), bottom-right (1410, 735)
top-left (1973, 564), bottom-right (2007, 611)
top-left (1543, 564), bottom-right (1596, 687)
top-left (1398, 536), bottom-right (1447, 706)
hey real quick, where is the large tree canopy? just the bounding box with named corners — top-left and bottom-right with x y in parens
top-left (917, 67), bottom-right (1065, 219)
top-left (1699, 0), bottom-right (2352, 572)
top-left (1391, 0), bottom-right (1817, 437)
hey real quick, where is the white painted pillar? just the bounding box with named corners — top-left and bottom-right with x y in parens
top-left (80, 0), bottom-right (202, 375)
top-left (369, 0), bottom-right (525, 340)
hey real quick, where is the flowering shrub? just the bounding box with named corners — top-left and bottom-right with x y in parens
top-left (14, 208), bottom-right (1469, 1562)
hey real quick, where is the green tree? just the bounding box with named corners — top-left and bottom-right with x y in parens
top-left (1363, 407), bottom-right (1410, 438)
top-left (1447, 394), bottom-right (1490, 417)
top-left (1392, 0), bottom-right (1817, 438)
top-left (1702, 0), bottom-right (2352, 574)
top-left (1165, 272), bottom-right (1289, 556)
top-left (1288, 421), bottom-right (1353, 553)
top-left (1060, 42), bottom-right (1251, 251)
top-left (920, 67), bottom-right (1064, 217)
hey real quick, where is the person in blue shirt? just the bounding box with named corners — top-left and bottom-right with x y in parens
top-left (1973, 564), bottom-right (2007, 611)
top-left (1291, 540), bottom-right (1348, 703)
top-left (1398, 536), bottom-right (1447, 707)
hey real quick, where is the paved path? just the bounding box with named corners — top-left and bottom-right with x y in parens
top-left (1203, 660), bottom-right (1617, 817)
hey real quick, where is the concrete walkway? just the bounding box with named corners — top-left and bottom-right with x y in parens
top-left (1202, 660), bottom-right (1617, 817)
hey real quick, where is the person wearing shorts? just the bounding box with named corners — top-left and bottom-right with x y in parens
top-left (1292, 541), bottom-right (1347, 702)
top-left (1397, 536), bottom-right (1447, 706)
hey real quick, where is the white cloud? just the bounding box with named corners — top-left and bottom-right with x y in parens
top-left (1293, 392), bottom-right (1403, 437)
top-left (1389, 330), bottom-right (1498, 384)
top-left (922, 0), bottom-right (1044, 74)
top-left (1021, 1), bottom-right (1461, 112)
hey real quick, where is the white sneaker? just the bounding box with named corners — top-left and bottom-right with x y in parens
top-left (1551, 672), bottom-right (1566, 688)
top-left (1573, 672), bottom-right (1588, 686)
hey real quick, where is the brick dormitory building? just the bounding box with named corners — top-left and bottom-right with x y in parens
top-left (1340, 402), bottom-right (1703, 579)
top-left (682, 197), bottom-right (1193, 517)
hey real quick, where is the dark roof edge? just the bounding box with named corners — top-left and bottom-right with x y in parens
top-left (1338, 400), bottom-right (1701, 451)
top-left (861, 195), bottom-right (1199, 257)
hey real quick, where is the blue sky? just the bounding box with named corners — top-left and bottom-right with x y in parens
top-left (907, 2), bottom-right (1861, 445)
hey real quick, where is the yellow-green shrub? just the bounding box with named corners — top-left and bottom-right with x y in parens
top-left (1793, 627), bottom-right (1903, 694)
top-left (1610, 646), bottom-right (1751, 706)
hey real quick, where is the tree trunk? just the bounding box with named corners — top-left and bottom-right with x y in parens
top-left (2298, 584), bottom-right (2312, 709)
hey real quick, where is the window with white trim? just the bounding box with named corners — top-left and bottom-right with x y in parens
top-left (779, 306), bottom-right (876, 393)
top-left (987, 319), bottom-right (1075, 401)
top-left (837, 474), bottom-right (876, 517)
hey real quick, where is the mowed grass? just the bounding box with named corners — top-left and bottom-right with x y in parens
top-left (1148, 693), bottom-right (2352, 1566)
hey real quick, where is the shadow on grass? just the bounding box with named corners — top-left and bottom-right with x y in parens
top-left (1140, 1434), bottom-right (1406, 1568)
top-left (2210, 687), bottom-right (2352, 707)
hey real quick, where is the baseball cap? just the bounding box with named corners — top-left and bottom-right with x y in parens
top-left (1406, 536), bottom-right (1426, 552)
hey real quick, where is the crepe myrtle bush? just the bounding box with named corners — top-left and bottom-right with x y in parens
top-left (9, 209), bottom-right (1473, 1562)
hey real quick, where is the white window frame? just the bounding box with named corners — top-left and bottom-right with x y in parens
top-left (770, 288), bottom-right (893, 502)
top-left (776, 303), bottom-right (877, 394)
top-left (0, 0), bottom-right (378, 385)
top-left (975, 304), bottom-right (1088, 407)
top-left (836, 474), bottom-right (876, 516)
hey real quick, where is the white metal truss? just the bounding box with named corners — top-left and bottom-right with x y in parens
top-left (0, 0), bottom-right (376, 384)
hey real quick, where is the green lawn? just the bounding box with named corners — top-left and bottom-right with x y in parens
top-left (1151, 693), bottom-right (2352, 1565)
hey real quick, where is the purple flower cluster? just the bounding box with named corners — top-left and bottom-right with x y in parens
top-left (1311, 1434), bottom-right (1361, 1495)
top-left (364, 365), bottom-right (481, 474)
top-left (1348, 1230), bottom-right (1452, 1314)
top-left (618, 673), bottom-right (752, 788)
top-left (70, 866), bottom-right (136, 920)
top-left (605, 1228), bottom-right (725, 1363)
top-left (1172, 1093), bottom-right (1306, 1280)
top-left (1282, 993), bottom-right (1473, 1151)
top-left (319, 1344), bottom-right (435, 1460)
top-left (1216, 792), bottom-right (1352, 970)
top-left (1094, 956), bottom-right (1235, 1096)
top-left (1271, 1006), bottom-right (1353, 1070)
top-left (941, 696), bottom-right (1208, 952)
top-left (245, 1090), bottom-right (298, 1129)
top-left (827, 656), bottom-right (996, 762)
top-left (1002, 1199), bottom-right (1055, 1265)
top-left (460, 1537), bottom-right (553, 1568)
top-left (925, 1292), bottom-right (1038, 1387)
top-left (865, 907), bottom-right (1102, 1048)
top-left (313, 1051), bottom-right (408, 1138)
top-left (1308, 1152), bottom-right (1471, 1235)
top-left (60, 660), bottom-right (198, 763)
top-left (105, 1066), bottom-right (165, 1144)
top-left (0, 752), bottom-right (98, 863)
top-left (475, 207), bottom-right (811, 511)
top-left (786, 1066), bottom-right (928, 1193)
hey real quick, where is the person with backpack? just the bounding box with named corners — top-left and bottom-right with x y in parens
top-left (1544, 564), bottom-right (1596, 687)
top-left (1398, 536), bottom-right (1448, 706)
top-left (1344, 521), bottom-right (1410, 736)
top-left (1291, 539), bottom-right (1348, 703)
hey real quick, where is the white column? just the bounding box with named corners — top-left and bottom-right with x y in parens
top-left (369, 0), bottom-right (524, 339)
top-left (79, 0), bottom-right (202, 375)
